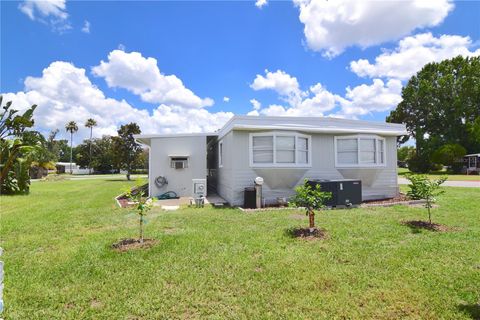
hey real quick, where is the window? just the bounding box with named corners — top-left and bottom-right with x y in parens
top-left (337, 139), bottom-right (358, 165)
top-left (359, 138), bottom-right (376, 164)
top-left (378, 139), bottom-right (384, 164)
top-left (250, 132), bottom-right (311, 167)
top-left (469, 156), bottom-right (477, 168)
top-left (335, 135), bottom-right (386, 167)
top-left (252, 135), bottom-right (274, 164)
top-left (218, 140), bottom-right (223, 168)
top-left (276, 136), bottom-right (295, 163)
top-left (297, 137), bottom-right (309, 164)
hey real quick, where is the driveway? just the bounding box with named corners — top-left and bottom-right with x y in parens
top-left (398, 177), bottom-right (480, 188)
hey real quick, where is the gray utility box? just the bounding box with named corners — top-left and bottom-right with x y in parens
top-left (307, 179), bottom-right (362, 207)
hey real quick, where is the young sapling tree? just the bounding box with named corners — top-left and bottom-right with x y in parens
top-left (126, 182), bottom-right (154, 242)
top-left (406, 174), bottom-right (447, 224)
top-left (289, 179), bottom-right (332, 233)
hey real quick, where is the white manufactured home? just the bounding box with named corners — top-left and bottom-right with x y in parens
top-left (135, 116), bottom-right (407, 206)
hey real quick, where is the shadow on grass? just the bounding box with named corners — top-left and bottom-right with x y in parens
top-left (458, 304), bottom-right (480, 320)
top-left (284, 227), bottom-right (327, 239)
top-left (401, 220), bottom-right (455, 233)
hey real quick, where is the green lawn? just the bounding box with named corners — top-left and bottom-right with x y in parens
top-left (1, 179), bottom-right (480, 319)
top-left (398, 168), bottom-right (480, 181)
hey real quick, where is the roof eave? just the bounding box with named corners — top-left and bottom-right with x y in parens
top-left (218, 124), bottom-right (407, 138)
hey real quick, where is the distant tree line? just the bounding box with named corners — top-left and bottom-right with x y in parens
top-left (388, 55), bottom-right (480, 173)
top-left (72, 123), bottom-right (147, 179)
top-left (1, 96), bottom-right (148, 194)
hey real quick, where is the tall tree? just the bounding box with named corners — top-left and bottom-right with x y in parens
top-left (112, 123), bottom-right (141, 180)
top-left (74, 135), bottom-right (115, 173)
top-left (387, 55), bottom-right (480, 172)
top-left (85, 118), bottom-right (97, 174)
top-left (65, 121), bottom-right (78, 174)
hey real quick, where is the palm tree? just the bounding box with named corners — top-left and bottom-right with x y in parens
top-left (65, 121), bottom-right (78, 174)
top-left (85, 118), bottom-right (97, 174)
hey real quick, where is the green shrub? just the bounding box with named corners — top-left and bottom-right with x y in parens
top-left (405, 174), bottom-right (447, 224)
top-left (432, 143), bottom-right (466, 168)
top-left (0, 171), bottom-right (20, 194)
top-left (15, 158), bottom-right (30, 194)
top-left (407, 154), bottom-right (438, 173)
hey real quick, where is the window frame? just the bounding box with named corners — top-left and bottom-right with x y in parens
top-left (468, 156), bottom-right (477, 168)
top-left (249, 131), bottom-right (312, 168)
top-left (334, 135), bottom-right (386, 168)
top-left (218, 140), bottom-right (224, 168)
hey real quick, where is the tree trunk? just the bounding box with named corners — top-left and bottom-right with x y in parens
top-left (308, 207), bottom-right (315, 232)
top-left (126, 171), bottom-right (131, 181)
top-left (69, 132), bottom-right (73, 174)
top-left (89, 127), bottom-right (93, 174)
top-left (427, 197), bottom-right (432, 224)
top-left (139, 216), bottom-right (144, 243)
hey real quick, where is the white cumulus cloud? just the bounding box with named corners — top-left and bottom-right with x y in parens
top-left (1, 61), bottom-right (232, 144)
top-left (294, 0), bottom-right (454, 57)
top-left (250, 99), bottom-right (261, 110)
top-left (247, 99), bottom-right (261, 116)
top-left (350, 33), bottom-right (480, 80)
top-left (81, 20), bottom-right (90, 33)
top-left (250, 69), bottom-right (304, 106)
top-left (18, 0), bottom-right (71, 32)
top-left (223, 96), bottom-right (230, 102)
top-left (255, 0), bottom-right (268, 9)
top-left (336, 79), bottom-right (403, 117)
top-left (92, 50), bottom-right (213, 109)
top-left (250, 70), bottom-right (402, 118)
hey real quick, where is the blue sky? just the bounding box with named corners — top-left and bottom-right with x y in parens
top-left (1, 0), bottom-right (479, 141)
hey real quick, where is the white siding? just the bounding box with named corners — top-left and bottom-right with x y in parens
top-left (218, 130), bottom-right (399, 206)
top-left (216, 131), bottom-right (235, 204)
top-left (149, 136), bottom-right (207, 197)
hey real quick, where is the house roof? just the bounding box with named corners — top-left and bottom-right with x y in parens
top-left (134, 115), bottom-right (407, 145)
top-left (216, 116), bottom-right (407, 139)
top-left (134, 132), bottom-right (216, 145)
top-left (465, 153), bottom-right (480, 157)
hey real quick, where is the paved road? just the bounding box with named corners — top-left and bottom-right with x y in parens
top-left (398, 177), bottom-right (480, 188)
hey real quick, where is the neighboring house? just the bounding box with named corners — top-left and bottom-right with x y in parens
top-left (55, 162), bottom-right (90, 175)
top-left (463, 153), bottom-right (480, 174)
top-left (135, 116), bottom-right (407, 206)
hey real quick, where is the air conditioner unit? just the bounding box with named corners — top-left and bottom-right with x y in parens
top-left (307, 179), bottom-right (362, 207)
top-left (170, 157), bottom-right (188, 169)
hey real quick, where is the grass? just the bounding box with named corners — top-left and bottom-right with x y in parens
top-left (1, 178), bottom-right (480, 319)
top-left (398, 167), bottom-right (480, 181)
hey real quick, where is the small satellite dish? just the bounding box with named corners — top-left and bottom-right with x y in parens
top-left (254, 176), bottom-right (264, 185)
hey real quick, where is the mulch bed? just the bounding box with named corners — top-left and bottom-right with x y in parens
top-left (401, 220), bottom-right (457, 232)
top-left (361, 193), bottom-right (427, 207)
top-left (117, 197), bottom-right (131, 208)
top-left (112, 238), bottom-right (157, 252)
top-left (286, 227), bottom-right (327, 240)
